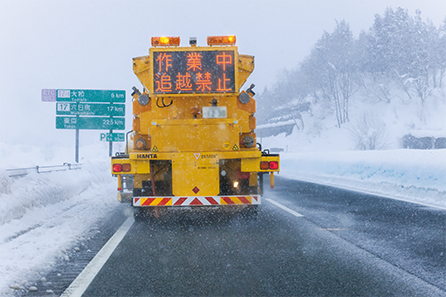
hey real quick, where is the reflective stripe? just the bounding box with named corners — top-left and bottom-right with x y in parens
top-left (133, 196), bottom-right (260, 206)
top-left (140, 198), bottom-right (172, 206)
top-left (221, 196), bottom-right (252, 205)
top-left (173, 197), bottom-right (219, 206)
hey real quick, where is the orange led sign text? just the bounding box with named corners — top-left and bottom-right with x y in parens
top-left (153, 50), bottom-right (235, 94)
top-left (187, 52), bottom-right (202, 71)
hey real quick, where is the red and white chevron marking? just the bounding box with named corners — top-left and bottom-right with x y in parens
top-left (173, 197), bottom-right (219, 206)
top-left (132, 196), bottom-right (261, 207)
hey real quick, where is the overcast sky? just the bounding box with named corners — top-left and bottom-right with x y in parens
top-left (0, 0), bottom-right (445, 153)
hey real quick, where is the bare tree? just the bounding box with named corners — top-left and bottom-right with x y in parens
top-left (348, 111), bottom-right (389, 150)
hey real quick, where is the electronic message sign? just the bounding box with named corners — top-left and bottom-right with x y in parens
top-left (153, 50), bottom-right (235, 94)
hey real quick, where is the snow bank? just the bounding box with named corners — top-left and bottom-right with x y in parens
top-left (0, 144), bottom-right (120, 296)
top-left (279, 149), bottom-right (446, 208)
top-left (0, 161), bottom-right (108, 225)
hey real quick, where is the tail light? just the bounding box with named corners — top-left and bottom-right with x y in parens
top-left (113, 164), bottom-right (122, 172)
top-left (113, 163), bottom-right (131, 172)
top-left (269, 161), bottom-right (279, 170)
top-left (260, 161), bottom-right (279, 170)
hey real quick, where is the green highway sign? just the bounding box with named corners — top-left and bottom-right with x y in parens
top-left (50, 88), bottom-right (127, 160)
top-left (100, 132), bottom-right (125, 142)
top-left (56, 102), bottom-right (125, 116)
top-left (56, 116), bottom-right (125, 130)
top-left (56, 89), bottom-right (126, 103)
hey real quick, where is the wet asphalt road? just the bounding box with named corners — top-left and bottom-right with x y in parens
top-left (80, 176), bottom-right (445, 296)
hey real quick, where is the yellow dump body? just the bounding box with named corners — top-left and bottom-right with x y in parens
top-left (111, 37), bottom-right (279, 208)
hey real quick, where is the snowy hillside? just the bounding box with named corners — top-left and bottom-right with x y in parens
top-left (259, 87), bottom-right (446, 151)
top-left (258, 84), bottom-right (446, 209)
top-left (259, 82), bottom-right (446, 207)
top-left (258, 93), bottom-right (446, 209)
top-left (257, 7), bottom-right (446, 156)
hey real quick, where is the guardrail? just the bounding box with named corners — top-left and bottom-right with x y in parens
top-left (6, 163), bottom-right (82, 177)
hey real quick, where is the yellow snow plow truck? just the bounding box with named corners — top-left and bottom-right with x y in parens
top-left (111, 36), bottom-right (279, 217)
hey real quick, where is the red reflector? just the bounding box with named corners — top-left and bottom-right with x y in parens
top-left (260, 161), bottom-right (269, 170)
top-left (122, 163), bottom-right (131, 172)
top-left (113, 164), bottom-right (122, 172)
top-left (269, 161), bottom-right (279, 170)
top-left (118, 188), bottom-right (122, 191)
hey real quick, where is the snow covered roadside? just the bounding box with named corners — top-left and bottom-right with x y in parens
top-left (279, 149), bottom-right (446, 209)
top-left (0, 160), bottom-right (120, 296)
top-left (0, 143), bottom-right (445, 296)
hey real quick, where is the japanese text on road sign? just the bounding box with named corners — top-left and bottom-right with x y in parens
top-left (56, 89), bottom-right (125, 103)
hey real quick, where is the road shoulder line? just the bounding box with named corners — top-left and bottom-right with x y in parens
top-left (266, 198), bottom-right (304, 217)
top-left (60, 216), bottom-right (134, 297)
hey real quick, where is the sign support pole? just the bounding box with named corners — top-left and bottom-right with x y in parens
top-left (75, 128), bottom-right (79, 163)
top-left (109, 102), bottom-right (113, 157)
top-left (109, 129), bottom-right (113, 157)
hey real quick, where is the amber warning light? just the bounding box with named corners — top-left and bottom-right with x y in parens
top-left (207, 35), bottom-right (236, 46)
top-left (152, 36), bottom-right (181, 47)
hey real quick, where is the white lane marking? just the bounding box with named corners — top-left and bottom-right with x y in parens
top-left (266, 198), bottom-right (304, 217)
top-left (61, 216), bottom-right (134, 297)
